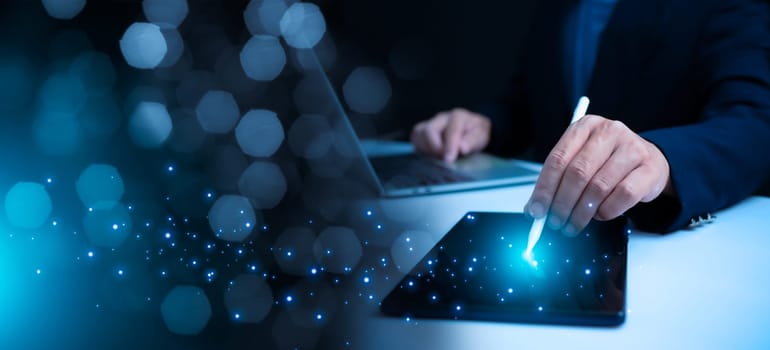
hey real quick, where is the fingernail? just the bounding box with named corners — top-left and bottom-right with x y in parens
top-left (528, 201), bottom-right (545, 218)
top-left (562, 224), bottom-right (577, 236)
top-left (548, 216), bottom-right (562, 229)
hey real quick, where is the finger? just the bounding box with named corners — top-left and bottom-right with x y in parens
top-left (442, 113), bottom-right (465, 162)
top-left (525, 116), bottom-right (600, 219)
top-left (459, 123), bottom-right (490, 156)
top-left (549, 127), bottom-right (618, 234)
top-left (595, 165), bottom-right (657, 221)
top-left (564, 147), bottom-right (641, 236)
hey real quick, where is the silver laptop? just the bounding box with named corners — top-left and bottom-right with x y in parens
top-left (299, 48), bottom-right (540, 197)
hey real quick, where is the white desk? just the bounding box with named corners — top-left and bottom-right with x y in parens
top-left (348, 142), bottom-right (770, 349)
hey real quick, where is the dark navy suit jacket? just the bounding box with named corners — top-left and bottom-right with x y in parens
top-left (485, 0), bottom-right (770, 232)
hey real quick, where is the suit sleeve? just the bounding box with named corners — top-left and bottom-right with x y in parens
top-left (629, 0), bottom-right (770, 232)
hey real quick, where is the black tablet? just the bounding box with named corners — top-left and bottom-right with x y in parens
top-left (381, 212), bottom-right (628, 326)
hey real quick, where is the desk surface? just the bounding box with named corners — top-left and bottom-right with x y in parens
top-left (345, 149), bottom-right (770, 349)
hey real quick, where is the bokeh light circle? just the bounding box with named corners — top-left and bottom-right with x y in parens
top-left (312, 226), bottom-right (362, 274)
top-left (279, 3), bottom-right (326, 49)
top-left (82, 203), bottom-right (132, 248)
top-left (69, 51), bottom-right (116, 93)
top-left (207, 194), bottom-right (257, 242)
top-left (195, 90), bottom-right (240, 134)
top-left (224, 274), bottom-right (274, 323)
top-left (120, 22), bottom-right (168, 69)
top-left (244, 0), bottom-right (295, 36)
top-left (158, 26), bottom-right (185, 68)
top-left (143, 0), bottom-right (188, 27)
top-left (160, 286), bottom-right (212, 335)
top-left (235, 109), bottom-right (284, 157)
top-left (128, 101), bottom-right (173, 148)
top-left (237, 161), bottom-right (287, 209)
top-left (239, 35), bottom-right (286, 81)
top-left (42, 0), bottom-right (86, 20)
top-left (287, 114), bottom-right (333, 159)
top-left (76, 164), bottom-right (125, 210)
top-left (4, 182), bottom-right (52, 230)
top-left (342, 66), bottom-right (392, 114)
top-left (273, 226), bottom-right (316, 276)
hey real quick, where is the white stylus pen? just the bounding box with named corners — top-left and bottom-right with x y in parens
top-left (524, 96), bottom-right (590, 261)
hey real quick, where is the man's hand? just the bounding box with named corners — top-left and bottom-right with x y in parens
top-left (410, 108), bottom-right (492, 162)
top-left (525, 115), bottom-right (673, 236)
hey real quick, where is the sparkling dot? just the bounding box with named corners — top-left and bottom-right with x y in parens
top-left (363, 276), bottom-right (370, 284)
top-left (286, 295), bottom-right (293, 302)
top-left (508, 288), bottom-right (513, 294)
top-left (87, 251), bottom-right (94, 257)
top-left (36, 269), bottom-right (42, 275)
top-left (538, 306), bottom-right (543, 311)
top-left (585, 269), bottom-right (591, 275)
top-left (456, 305), bottom-right (461, 311)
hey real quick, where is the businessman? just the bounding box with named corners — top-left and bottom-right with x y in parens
top-left (411, 0), bottom-right (770, 233)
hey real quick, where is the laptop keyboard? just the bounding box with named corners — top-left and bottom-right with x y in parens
top-left (369, 154), bottom-right (475, 189)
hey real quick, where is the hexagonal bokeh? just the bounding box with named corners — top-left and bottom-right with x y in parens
top-left (42, 0), bottom-right (86, 20)
top-left (238, 161), bottom-right (287, 209)
top-left (75, 164), bottom-right (124, 210)
top-left (342, 66), bottom-right (392, 114)
top-left (234, 109), bottom-right (284, 158)
top-left (37, 72), bottom-right (87, 115)
top-left (160, 286), bottom-right (212, 335)
top-left (120, 22), bottom-right (168, 69)
top-left (77, 92), bottom-right (123, 138)
top-left (239, 35), bottom-right (286, 81)
top-left (195, 90), bottom-right (240, 134)
top-left (224, 274), bottom-right (274, 323)
top-left (143, 0), bottom-right (189, 27)
top-left (69, 51), bottom-right (116, 93)
top-left (158, 26), bottom-right (184, 68)
top-left (207, 194), bottom-right (257, 242)
top-left (279, 2), bottom-right (326, 49)
top-left (128, 101), bottom-right (173, 148)
top-left (4, 182), bottom-right (52, 230)
top-left (82, 203), bottom-right (132, 248)
top-left (244, 0), bottom-right (296, 36)
top-left (272, 226), bottom-right (317, 276)
top-left (287, 114), bottom-right (334, 159)
top-left (312, 226), bottom-right (362, 274)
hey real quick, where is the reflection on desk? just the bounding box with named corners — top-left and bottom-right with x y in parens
top-left (348, 182), bottom-right (770, 349)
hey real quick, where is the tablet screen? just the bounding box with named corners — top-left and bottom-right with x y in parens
top-left (381, 212), bottom-right (628, 326)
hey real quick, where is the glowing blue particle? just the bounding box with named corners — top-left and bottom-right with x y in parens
top-left (279, 3), bottom-right (326, 49)
top-left (342, 67), bottom-right (392, 114)
top-left (468, 267), bottom-right (473, 272)
top-left (285, 295), bottom-right (293, 302)
top-left (87, 251), bottom-right (94, 257)
top-left (235, 109), bottom-right (285, 158)
top-left (195, 90), bottom-right (240, 134)
top-left (234, 313), bottom-right (240, 320)
top-left (538, 306), bottom-right (543, 311)
top-left (128, 101), bottom-right (173, 148)
top-left (240, 35), bottom-right (286, 81)
top-left (120, 22), bottom-right (168, 69)
top-left (310, 268), bottom-right (318, 275)
top-left (315, 313), bottom-right (323, 320)
top-left (161, 286), bottom-right (212, 335)
top-left (456, 305), bottom-right (461, 311)
top-left (363, 276), bottom-right (370, 284)
top-left (117, 269), bottom-right (125, 276)
top-left (4, 182), bottom-right (52, 230)
top-left (207, 195), bottom-right (257, 243)
top-left (82, 203), bottom-right (132, 248)
top-left (36, 269), bottom-right (42, 275)
top-left (223, 274), bottom-right (273, 323)
top-left (143, 0), bottom-right (188, 27)
top-left (42, 0), bottom-right (86, 19)
top-left (508, 288), bottom-right (513, 294)
top-left (585, 269), bottom-right (591, 275)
